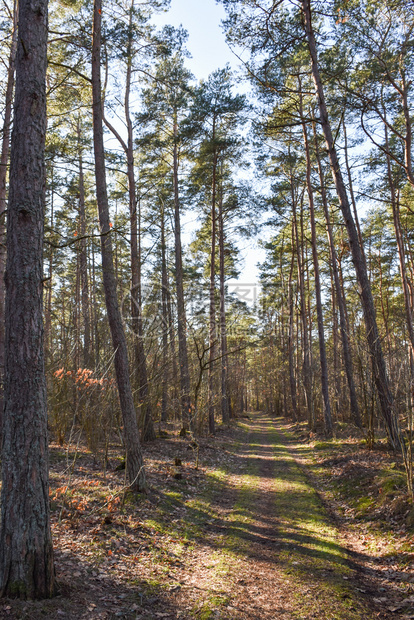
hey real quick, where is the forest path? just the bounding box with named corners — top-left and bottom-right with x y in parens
top-left (3, 413), bottom-right (395, 620)
top-left (162, 412), bottom-right (387, 619)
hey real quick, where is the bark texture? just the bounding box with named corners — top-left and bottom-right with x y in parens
top-left (0, 0), bottom-right (56, 598)
top-left (0, 0), bottom-right (17, 444)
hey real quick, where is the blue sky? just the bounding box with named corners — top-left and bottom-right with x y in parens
top-left (153, 0), bottom-right (237, 80)
top-left (153, 0), bottom-right (264, 292)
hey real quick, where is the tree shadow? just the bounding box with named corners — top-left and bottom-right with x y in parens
top-left (146, 413), bottom-right (406, 617)
top-left (1, 545), bottom-right (182, 619)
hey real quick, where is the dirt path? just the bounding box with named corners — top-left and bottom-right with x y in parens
top-left (153, 413), bottom-right (391, 619)
top-left (3, 413), bottom-right (396, 619)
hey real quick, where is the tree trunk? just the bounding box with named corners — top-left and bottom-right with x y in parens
top-left (218, 176), bottom-right (230, 423)
top-left (160, 204), bottom-right (169, 423)
top-left (384, 123), bottom-right (414, 352)
top-left (302, 0), bottom-right (401, 450)
top-left (77, 119), bottom-right (92, 369)
top-left (208, 149), bottom-right (217, 435)
top-left (102, 1), bottom-right (155, 441)
top-left (44, 175), bottom-right (54, 365)
top-left (91, 242), bottom-right (101, 369)
top-left (0, 0), bottom-right (17, 445)
top-left (300, 99), bottom-right (333, 436)
top-left (342, 119), bottom-right (365, 257)
top-left (288, 220), bottom-right (298, 421)
top-left (304, 196), bottom-right (315, 425)
top-left (92, 0), bottom-right (146, 490)
top-left (74, 239), bottom-right (81, 371)
top-left (172, 118), bottom-right (192, 432)
top-left (330, 272), bottom-right (341, 420)
top-left (166, 264), bottom-right (179, 418)
top-left (124, 3), bottom-right (155, 442)
top-left (0, 0), bottom-right (56, 598)
top-left (401, 75), bottom-right (414, 188)
top-left (131, 175), bottom-right (155, 442)
top-left (292, 185), bottom-right (313, 426)
top-left (312, 119), bottom-right (362, 428)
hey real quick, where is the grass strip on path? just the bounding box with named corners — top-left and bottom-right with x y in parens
top-left (199, 413), bottom-right (390, 619)
top-left (135, 413), bottom-right (393, 619)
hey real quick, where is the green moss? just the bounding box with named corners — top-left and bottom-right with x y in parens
top-left (357, 495), bottom-right (375, 514)
top-left (378, 469), bottom-right (407, 495)
top-left (196, 594), bottom-right (230, 619)
top-left (314, 440), bottom-right (335, 451)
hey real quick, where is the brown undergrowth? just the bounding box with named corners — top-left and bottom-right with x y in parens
top-left (0, 414), bottom-right (412, 619)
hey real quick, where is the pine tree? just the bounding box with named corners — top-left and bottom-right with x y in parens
top-left (0, 0), bottom-right (56, 598)
top-left (92, 0), bottom-right (146, 490)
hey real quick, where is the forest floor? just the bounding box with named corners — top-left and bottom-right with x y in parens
top-left (2, 412), bottom-right (414, 619)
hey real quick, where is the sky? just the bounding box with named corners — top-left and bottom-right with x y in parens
top-left (152, 0), bottom-right (236, 80)
top-left (153, 0), bottom-right (265, 297)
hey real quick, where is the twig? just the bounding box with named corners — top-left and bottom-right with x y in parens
top-left (85, 466), bottom-right (145, 518)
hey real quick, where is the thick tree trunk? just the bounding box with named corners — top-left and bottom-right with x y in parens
top-left (172, 120), bottom-right (192, 432)
top-left (302, 0), bottom-right (401, 449)
top-left (0, 0), bottom-right (56, 598)
top-left (92, 0), bottom-right (146, 490)
top-left (342, 120), bottom-right (365, 256)
top-left (0, 0), bottom-right (17, 445)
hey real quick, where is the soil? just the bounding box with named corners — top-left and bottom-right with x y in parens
top-left (1, 413), bottom-right (413, 619)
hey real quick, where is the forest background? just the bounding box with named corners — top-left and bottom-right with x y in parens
top-left (0, 0), bottom-right (414, 601)
top-left (0, 0), bottom-right (413, 488)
